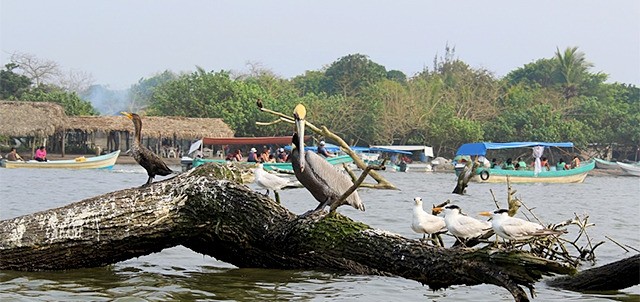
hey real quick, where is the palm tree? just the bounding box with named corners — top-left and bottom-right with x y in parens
top-left (554, 47), bottom-right (593, 99)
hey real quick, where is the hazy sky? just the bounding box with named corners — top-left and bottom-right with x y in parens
top-left (2, 0), bottom-right (639, 90)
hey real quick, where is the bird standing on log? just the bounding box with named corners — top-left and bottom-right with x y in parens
top-left (411, 197), bottom-right (447, 241)
top-left (121, 112), bottom-right (174, 187)
top-left (290, 104), bottom-right (365, 213)
top-left (438, 204), bottom-right (491, 243)
top-left (253, 163), bottom-right (298, 203)
top-left (479, 209), bottom-right (565, 241)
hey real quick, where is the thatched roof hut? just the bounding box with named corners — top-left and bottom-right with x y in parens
top-left (66, 115), bottom-right (234, 139)
top-left (0, 101), bottom-right (68, 137)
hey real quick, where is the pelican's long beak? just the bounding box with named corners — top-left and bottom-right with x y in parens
top-left (432, 207), bottom-right (443, 214)
top-left (294, 104), bottom-right (306, 171)
top-left (478, 211), bottom-right (492, 217)
top-left (121, 112), bottom-right (132, 119)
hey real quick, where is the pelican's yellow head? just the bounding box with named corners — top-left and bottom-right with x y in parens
top-left (294, 103), bottom-right (306, 120)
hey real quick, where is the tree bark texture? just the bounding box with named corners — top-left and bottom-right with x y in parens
top-left (546, 254), bottom-right (639, 291)
top-left (2, 163), bottom-right (626, 302)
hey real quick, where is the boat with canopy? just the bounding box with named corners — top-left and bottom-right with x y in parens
top-left (454, 142), bottom-right (594, 183)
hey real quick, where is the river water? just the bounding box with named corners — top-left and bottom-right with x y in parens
top-left (0, 165), bottom-right (638, 301)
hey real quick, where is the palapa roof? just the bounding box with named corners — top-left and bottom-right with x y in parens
top-left (66, 115), bottom-right (235, 140)
top-left (0, 100), bottom-right (235, 140)
top-left (0, 101), bottom-right (68, 137)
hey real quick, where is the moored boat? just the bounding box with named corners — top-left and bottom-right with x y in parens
top-left (616, 161), bottom-right (640, 177)
top-left (1, 150), bottom-right (120, 170)
top-left (454, 142), bottom-right (594, 183)
top-left (192, 154), bottom-right (354, 172)
top-left (594, 158), bottom-right (621, 170)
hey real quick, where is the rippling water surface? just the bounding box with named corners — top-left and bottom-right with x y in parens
top-left (1, 165), bottom-right (638, 301)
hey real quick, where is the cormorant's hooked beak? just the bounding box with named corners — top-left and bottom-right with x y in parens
top-left (294, 104), bottom-right (306, 172)
top-left (120, 112), bottom-right (133, 119)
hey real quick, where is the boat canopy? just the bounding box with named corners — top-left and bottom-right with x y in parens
top-left (201, 136), bottom-right (308, 146)
top-left (455, 142), bottom-right (574, 156)
top-left (188, 136), bottom-right (312, 155)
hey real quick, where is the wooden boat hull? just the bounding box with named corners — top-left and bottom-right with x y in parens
top-left (1, 150), bottom-right (120, 170)
top-left (471, 160), bottom-right (595, 183)
top-left (616, 162), bottom-right (640, 177)
top-left (192, 154), bottom-right (354, 172)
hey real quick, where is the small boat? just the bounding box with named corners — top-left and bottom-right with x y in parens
top-left (182, 136), bottom-right (353, 172)
top-left (1, 150), bottom-right (121, 170)
top-left (616, 162), bottom-right (640, 177)
top-left (454, 142), bottom-right (594, 183)
top-left (352, 145), bottom-right (434, 172)
top-left (192, 154), bottom-right (354, 172)
top-left (594, 158), bottom-right (621, 170)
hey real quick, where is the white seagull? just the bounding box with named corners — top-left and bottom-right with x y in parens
top-left (438, 204), bottom-right (491, 242)
top-left (411, 197), bottom-right (447, 240)
top-left (480, 209), bottom-right (565, 241)
top-left (254, 163), bottom-right (297, 203)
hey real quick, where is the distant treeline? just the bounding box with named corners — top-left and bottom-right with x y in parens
top-left (2, 47), bottom-right (638, 159)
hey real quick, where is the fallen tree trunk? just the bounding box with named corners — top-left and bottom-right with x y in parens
top-left (0, 163), bottom-right (582, 301)
top-left (546, 254), bottom-right (640, 291)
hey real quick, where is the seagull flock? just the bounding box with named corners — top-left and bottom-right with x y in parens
top-left (412, 200), bottom-right (564, 247)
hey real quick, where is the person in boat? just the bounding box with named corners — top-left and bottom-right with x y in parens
top-left (259, 148), bottom-right (271, 163)
top-left (571, 155), bottom-right (581, 169)
top-left (34, 146), bottom-right (48, 162)
top-left (276, 148), bottom-right (288, 162)
top-left (247, 148), bottom-right (258, 162)
top-left (502, 158), bottom-right (515, 170)
top-left (226, 149), bottom-right (242, 161)
top-left (516, 157), bottom-right (528, 170)
top-left (540, 157), bottom-right (551, 171)
top-left (556, 158), bottom-right (567, 171)
top-left (490, 158), bottom-right (499, 169)
top-left (317, 141), bottom-right (335, 158)
top-left (5, 147), bottom-right (24, 161)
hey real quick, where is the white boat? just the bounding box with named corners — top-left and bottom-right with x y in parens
top-left (616, 162), bottom-right (640, 177)
top-left (594, 158), bottom-right (621, 170)
top-left (1, 150), bottom-right (120, 170)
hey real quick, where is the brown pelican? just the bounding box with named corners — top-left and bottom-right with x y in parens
top-left (291, 104), bottom-right (364, 213)
top-left (121, 112), bottom-right (174, 187)
top-left (411, 197), bottom-right (446, 241)
top-left (479, 209), bottom-right (565, 241)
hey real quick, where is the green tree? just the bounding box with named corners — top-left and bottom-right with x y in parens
top-left (0, 63), bottom-right (32, 99)
top-left (554, 46), bottom-right (594, 99)
top-left (128, 70), bottom-right (177, 112)
top-left (324, 54), bottom-right (387, 97)
top-left (20, 85), bottom-right (98, 116)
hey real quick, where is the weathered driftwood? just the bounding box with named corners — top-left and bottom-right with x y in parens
top-left (546, 254), bottom-right (640, 291)
top-left (0, 163), bottom-right (603, 302)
